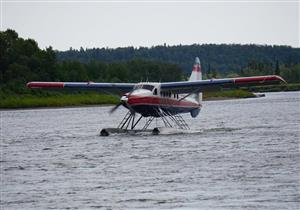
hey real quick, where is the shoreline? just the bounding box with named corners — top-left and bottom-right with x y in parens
top-left (0, 103), bottom-right (114, 111)
top-left (0, 95), bottom-right (256, 111)
top-left (1, 89), bottom-right (298, 110)
top-left (1, 97), bottom-right (243, 111)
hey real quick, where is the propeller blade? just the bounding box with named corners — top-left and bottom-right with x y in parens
top-left (109, 103), bottom-right (122, 114)
top-left (109, 87), bottom-right (136, 114)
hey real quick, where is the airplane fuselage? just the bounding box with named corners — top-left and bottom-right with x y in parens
top-left (122, 83), bottom-right (201, 117)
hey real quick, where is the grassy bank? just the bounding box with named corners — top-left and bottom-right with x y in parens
top-left (243, 83), bottom-right (300, 92)
top-left (0, 89), bottom-right (257, 109)
top-left (0, 93), bottom-right (119, 109)
top-left (203, 89), bottom-right (255, 100)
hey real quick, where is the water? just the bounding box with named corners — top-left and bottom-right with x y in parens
top-left (1, 91), bottom-right (300, 210)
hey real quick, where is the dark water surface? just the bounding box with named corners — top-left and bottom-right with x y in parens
top-left (1, 92), bottom-right (300, 209)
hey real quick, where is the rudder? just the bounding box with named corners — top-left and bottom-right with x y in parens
top-left (188, 57), bottom-right (202, 103)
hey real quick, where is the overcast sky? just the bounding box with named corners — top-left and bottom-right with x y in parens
top-left (1, 0), bottom-right (299, 50)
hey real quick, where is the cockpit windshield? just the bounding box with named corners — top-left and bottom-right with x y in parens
top-left (134, 84), bottom-right (155, 91)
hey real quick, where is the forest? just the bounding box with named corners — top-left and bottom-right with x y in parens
top-left (1, 29), bottom-right (299, 100)
top-left (0, 29), bottom-right (183, 95)
top-left (58, 42), bottom-right (300, 79)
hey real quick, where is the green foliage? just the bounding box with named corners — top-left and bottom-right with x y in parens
top-left (0, 29), bottom-right (57, 93)
top-left (0, 93), bottom-right (119, 108)
top-left (203, 90), bottom-right (255, 100)
top-left (275, 60), bottom-right (280, 75)
top-left (244, 83), bottom-right (300, 92)
top-left (238, 61), bottom-right (300, 83)
top-left (1, 29), bottom-right (299, 109)
top-left (280, 64), bottom-right (300, 83)
top-left (57, 40), bottom-right (300, 83)
top-left (0, 29), bottom-right (185, 96)
top-left (57, 43), bottom-right (300, 75)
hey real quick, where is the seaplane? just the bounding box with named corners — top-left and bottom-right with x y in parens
top-left (27, 57), bottom-right (285, 136)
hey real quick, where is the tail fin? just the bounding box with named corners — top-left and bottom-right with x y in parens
top-left (189, 57), bottom-right (202, 81)
top-left (188, 57), bottom-right (202, 103)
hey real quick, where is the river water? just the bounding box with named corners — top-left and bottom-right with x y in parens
top-left (1, 92), bottom-right (300, 209)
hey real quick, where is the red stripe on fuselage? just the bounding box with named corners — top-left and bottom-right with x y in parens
top-left (128, 96), bottom-right (200, 108)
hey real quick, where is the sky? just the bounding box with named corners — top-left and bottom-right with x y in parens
top-left (1, 0), bottom-right (299, 50)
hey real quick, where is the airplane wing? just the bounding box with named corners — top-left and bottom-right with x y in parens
top-left (27, 75), bottom-right (285, 95)
top-left (160, 75), bottom-right (286, 94)
top-left (26, 81), bottom-right (136, 95)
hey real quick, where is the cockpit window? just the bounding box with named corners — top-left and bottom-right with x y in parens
top-left (134, 84), bottom-right (155, 91)
top-left (142, 85), bottom-right (155, 91)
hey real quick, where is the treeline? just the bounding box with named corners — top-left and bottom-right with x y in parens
top-left (205, 60), bottom-right (300, 83)
top-left (0, 29), bottom-right (184, 95)
top-left (58, 43), bottom-right (300, 74)
top-left (237, 61), bottom-right (300, 83)
top-left (0, 30), bottom-right (56, 94)
top-left (1, 29), bottom-right (299, 97)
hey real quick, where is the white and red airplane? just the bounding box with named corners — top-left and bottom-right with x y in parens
top-left (27, 57), bottom-right (285, 135)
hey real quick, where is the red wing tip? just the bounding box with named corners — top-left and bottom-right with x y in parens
top-left (26, 82), bottom-right (31, 88)
top-left (234, 75), bottom-right (287, 84)
top-left (266, 75), bottom-right (287, 83)
top-left (26, 82), bottom-right (36, 88)
top-left (274, 75), bottom-right (287, 83)
top-left (26, 82), bottom-right (64, 88)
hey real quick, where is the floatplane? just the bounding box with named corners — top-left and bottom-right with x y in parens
top-left (27, 57), bottom-right (285, 136)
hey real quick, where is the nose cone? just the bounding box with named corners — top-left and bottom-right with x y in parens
top-left (121, 95), bottom-right (128, 103)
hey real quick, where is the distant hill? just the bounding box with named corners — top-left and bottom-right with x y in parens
top-left (57, 44), bottom-right (300, 73)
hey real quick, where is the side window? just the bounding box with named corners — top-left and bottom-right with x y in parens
top-left (153, 88), bottom-right (157, 95)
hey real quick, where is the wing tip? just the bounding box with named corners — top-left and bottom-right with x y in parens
top-left (26, 82), bottom-right (32, 88)
top-left (234, 75), bottom-right (287, 84)
top-left (26, 82), bottom-right (64, 88)
top-left (274, 75), bottom-right (287, 84)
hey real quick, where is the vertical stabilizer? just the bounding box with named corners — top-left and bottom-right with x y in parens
top-left (189, 57), bottom-right (202, 81)
top-left (188, 57), bottom-right (202, 103)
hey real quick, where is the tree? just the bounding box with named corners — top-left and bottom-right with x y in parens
top-left (275, 60), bottom-right (280, 75)
top-left (206, 63), bottom-right (211, 78)
top-left (211, 68), bottom-right (218, 78)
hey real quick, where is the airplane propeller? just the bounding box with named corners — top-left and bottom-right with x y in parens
top-left (109, 102), bottom-right (123, 114)
top-left (109, 94), bottom-right (135, 114)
